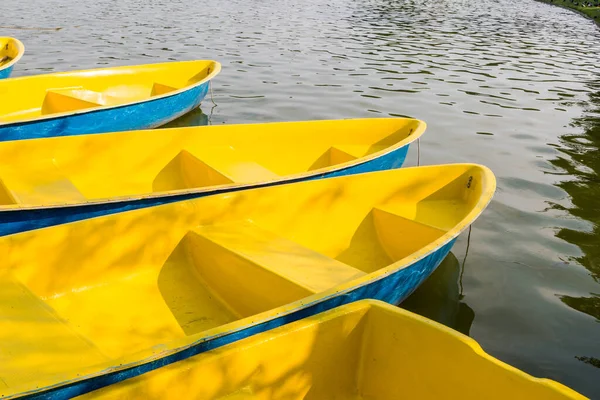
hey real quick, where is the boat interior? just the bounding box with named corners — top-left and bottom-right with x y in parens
top-left (78, 300), bottom-right (576, 400)
top-left (0, 164), bottom-right (491, 397)
top-left (0, 60), bottom-right (218, 123)
top-left (0, 38), bottom-right (20, 68)
top-left (0, 118), bottom-right (423, 207)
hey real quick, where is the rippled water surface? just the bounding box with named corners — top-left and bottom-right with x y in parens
top-left (4, 0), bottom-right (600, 396)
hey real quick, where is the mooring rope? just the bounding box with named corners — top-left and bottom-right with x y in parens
top-left (459, 225), bottom-right (472, 297)
top-left (209, 80), bottom-right (217, 107)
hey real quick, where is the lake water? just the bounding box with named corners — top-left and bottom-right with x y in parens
top-left (3, 0), bottom-right (600, 396)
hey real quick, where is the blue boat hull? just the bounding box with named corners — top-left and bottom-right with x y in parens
top-left (0, 141), bottom-right (410, 237)
top-left (0, 82), bottom-right (210, 141)
top-left (0, 65), bottom-right (14, 79)
top-left (29, 237), bottom-right (456, 400)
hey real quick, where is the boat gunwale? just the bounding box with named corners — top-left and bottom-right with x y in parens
top-left (0, 37), bottom-right (24, 74)
top-left (2, 163), bottom-right (496, 399)
top-left (0, 59), bottom-right (221, 127)
top-left (0, 117), bottom-right (426, 212)
top-left (88, 300), bottom-right (586, 399)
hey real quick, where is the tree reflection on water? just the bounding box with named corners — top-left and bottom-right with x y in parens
top-left (401, 251), bottom-right (475, 335)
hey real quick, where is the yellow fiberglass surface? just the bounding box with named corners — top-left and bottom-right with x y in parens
top-left (0, 164), bottom-right (495, 398)
top-left (0, 37), bottom-right (24, 72)
top-left (0, 60), bottom-right (220, 123)
top-left (0, 118), bottom-right (424, 209)
top-left (79, 299), bottom-right (585, 400)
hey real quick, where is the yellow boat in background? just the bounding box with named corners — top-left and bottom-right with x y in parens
top-left (79, 300), bottom-right (584, 400)
top-left (0, 37), bottom-right (23, 79)
top-left (0, 118), bottom-right (424, 236)
top-left (0, 60), bottom-right (220, 141)
top-left (0, 164), bottom-right (495, 398)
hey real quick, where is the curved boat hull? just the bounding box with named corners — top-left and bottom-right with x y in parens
top-left (0, 138), bottom-right (409, 236)
top-left (82, 299), bottom-right (583, 400)
top-left (50, 240), bottom-right (456, 400)
top-left (0, 60), bottom-right (219, 140)
top-left (0, 37), bottom-right (24, 79)
top-left (0, 64), bottom-right (14, 79)
top-left (0, 82), bottom-right (210, 141)
top-left (0, 164), bottom-right (495, 399)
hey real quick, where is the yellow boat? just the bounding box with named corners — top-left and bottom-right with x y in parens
top-left (79, 300), bottom-right (584, 400)
top-left (0, 118), bottom-right (424, 236)
top-left (0, 37), bottom-right (23, 79)
top-left (0, 164), bottom-right (495, 398)
top-left (0, 60), bottom-right (220, 141)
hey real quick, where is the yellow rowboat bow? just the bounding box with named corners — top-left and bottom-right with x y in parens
top-left (0, 118), bottom-right (424, 236)
top-left (0, 37), bottom-right (23, 79)
top-left (0, 60), bottom-right (220, 140)
top-left (81, 300), bottom-right (585, 399)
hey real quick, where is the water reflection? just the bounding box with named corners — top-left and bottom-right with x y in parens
top-left (401, 252), bottom-right (475, 335)
top-left (560, 294), bottom-right (600, 321)
top-left (550, 79), bottom-right (600, 320)
top-left (575, 356), bottom-right (600, 369)
top-left (163, 107), bottom-right (210, 128)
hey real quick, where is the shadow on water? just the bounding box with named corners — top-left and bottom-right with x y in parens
top-left (401, 251), bottom-right (475, 336)
top-left (162, 106), bottom-right (210, 128)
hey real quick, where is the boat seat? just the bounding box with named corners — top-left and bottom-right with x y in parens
top-left (153, 150), bottom-right (234, 192)
top-left (41, 88), bottom-right (123, 114)
top-left (216, 160), bottom-right (279, 183)
top-left (309, 144), bottom-right (377, 170)
top-left (0, 179), bottom-right (16, 205)
top-left (0, 56), bottom-right (12, 67)
top-left (185, 68), bottom-right (213, 85)
top-left (0, 275), bottom-right (108, 388)
top-left (329, 146), bottom-right (359, 165)
top-left (178, 220), bottom-right (366, 316)
top-left (151, 82), bottom-right (179, 96)
top-left (152, 148), bottom-right (279, 192)
top-left (334, 206), bottom-right (448, 273)
top-left (371, 206), bottom-right (447, 262)
top-left (0, 166), bottom-right (87, 205)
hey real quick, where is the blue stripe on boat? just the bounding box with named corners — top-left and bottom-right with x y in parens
top-left (0, 82), bottom-right (209, 141)
top-left (0, 141), bottom-right (409, 236)
top-left (0, 64), bottom-right (14, 79)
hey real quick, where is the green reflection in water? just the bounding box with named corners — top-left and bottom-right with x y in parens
top-left (550, 80), bottom-right (600, 320)
top-left (401, 251), bottom-right (475, 335)
top-left (560, 294), bottom-right (600, 321)
top-left (575, 356), bottom-right (600, 369)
